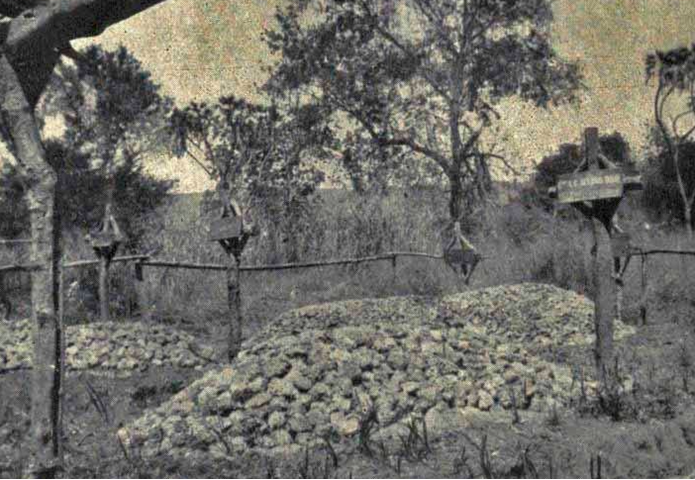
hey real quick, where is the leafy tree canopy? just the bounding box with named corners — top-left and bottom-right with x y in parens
top-left (0, 46), bottom-right (175, 249)
top-left (264, 0), bottom-right (583, 220)
top-left (169, 94), bottom-right (332, 218)
top-left (645, 43), bottom-right (695, 236)
top-left (641, 125), bottom-right (695, 226)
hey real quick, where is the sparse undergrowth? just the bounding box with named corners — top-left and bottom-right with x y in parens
top-left (3, 280), bottom-right (695, 477)
top-left (5, 192), bottom-right (695, 477)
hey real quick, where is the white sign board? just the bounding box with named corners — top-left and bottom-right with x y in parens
top-left (557, 170), bottom-right (623, 204)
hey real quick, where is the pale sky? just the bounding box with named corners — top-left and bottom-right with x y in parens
top-left (71, 0), bottom-right (695, 191)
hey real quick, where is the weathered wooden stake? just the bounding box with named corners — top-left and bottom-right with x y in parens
top-left (585, 127), bottom-right (616, 387)
top-left (0, 272), bottom-right (8, 320)
top-left (551, 208), bottom-right (563, 284)
top-left (614, 257), bottom-right (623, 323)
top-left (640, 254), bottom-right (648, 325)
top-left (209, 193), bottom-right (252, 362)
top-left (227, 252), bottom-right (242, 362)
top-left (89, 204), bottom-right (123, 323)
top-left (98, 255), bottom-right (110, 322)
top-left (135, 261), bottom-right (151, 322)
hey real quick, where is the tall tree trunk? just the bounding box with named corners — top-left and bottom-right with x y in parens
top-left (0, 54), bottom-right (62, 478)
top-left (50, 172), bottom-right (65, 479)
top-left (0, 2), bottom-right (178, 478)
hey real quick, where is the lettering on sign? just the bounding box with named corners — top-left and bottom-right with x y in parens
top-left (557, 171), bottom-right (623, 204)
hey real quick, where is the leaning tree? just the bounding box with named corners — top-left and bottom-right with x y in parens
top-left (646, 44), bottom-right (695, 239)
top-left (0, 1), bottom-right (174, 476)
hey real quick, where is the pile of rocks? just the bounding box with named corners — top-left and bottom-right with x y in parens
top-left (119, 283), bottom-right (635, 462)
top-left (263, 283), bottom-right (611, 355)
top-left (0, 319), bottom-right (216, 375)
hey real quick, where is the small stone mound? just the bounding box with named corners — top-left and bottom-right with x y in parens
top-left (0, 319), bottom-right (216, 375)
top-left (120, 283), bottom-right (635, 463)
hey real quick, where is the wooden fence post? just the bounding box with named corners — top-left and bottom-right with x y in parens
top-left (209, 208), bottom-right (250, 362)
top-left (585, 127), bottom-right (616, 387)
top-left (227, 252), bottom-right (242, 362)
top-left (135, 261), bottom-right (150, 322)
top-left (552, 208), bottom-right (560, 285)
top-left (88, 206), bottom-right (123, 323)
top-left (640, 253), bottom-right (648, 325)
top-left (590, 219), bottom-right (616, 386)
top-left (0, 272), bottom-right (7, 320)
top-left (614, 257), bottom-right (623, 324)
top-left (98, 255), bottom-right (110, 322)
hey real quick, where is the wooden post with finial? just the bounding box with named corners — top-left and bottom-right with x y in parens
top-left (549, 127), bottom-right (642, 390)
top-left (87, 176), bottom-right (124, 323)
top-left (209, 183), bottom-right (257, 362)
top-left (583, 127), bottom-right (616, 387)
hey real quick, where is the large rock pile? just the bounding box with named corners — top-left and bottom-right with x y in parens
top-left (119, 283), bottom-right (635, 462)
top-left (0, 319), bottom-right (216, 376)
top-left (263, 283), bottom-right (610, 354)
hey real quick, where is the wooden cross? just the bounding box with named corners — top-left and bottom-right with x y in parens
top-left (549, 127), bottom-right (643, 387)
top-left (550, 127), bottom-right (642, 233)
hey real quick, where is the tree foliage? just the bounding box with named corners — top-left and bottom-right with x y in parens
top-left (44, 46), bottom-right (173, 166)
top-left (1, 46), bottom-right (175, 249)
top-left (169, 94), bottom-right (333, 260)
top-left (0, 1), bottom-right (173, 476)
top-left (265, 0), bottom-right (583, 220)
top-left (641, 126), bottom-right (695, 226)
top-left (645, 43), bottom-right (695, 236)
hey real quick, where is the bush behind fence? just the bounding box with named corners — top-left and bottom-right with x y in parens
top-left (4, 190), bottom-right (695, 329)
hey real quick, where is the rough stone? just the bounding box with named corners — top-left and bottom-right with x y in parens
top-left (111, 284), bottom-right (637, 466)
top-left (268, 411), bottom-right (286, 430)
top-left (330, 412), bottom-right (360, 436)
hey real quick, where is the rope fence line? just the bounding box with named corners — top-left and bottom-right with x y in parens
top-left (63, 255), bottom-right (151, 269)
top-left (0, 263), bottom-right (42, 273)
top-left (633, 248), bottom-right (695, 257)
top-left (1, 243), bottom-right (690, 320)
top-left (0, 255), bottom-right (152, 273)
top-left (140, 251), bottom-right (444, 273)
top-left (0, 250), bottom-right (452, 328)
top-left (0, 252), bottom-right (446, 274)
top-left (1, 246), bottom-right (693, 276)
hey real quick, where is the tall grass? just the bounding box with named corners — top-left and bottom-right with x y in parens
top-left (6, 188), bottom-right (695, 335)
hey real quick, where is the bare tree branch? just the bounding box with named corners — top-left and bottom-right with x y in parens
top-left (5, 0), bottom-right (168, 50)
top-left (379, 136), bottom-right (450, 170)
